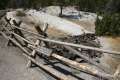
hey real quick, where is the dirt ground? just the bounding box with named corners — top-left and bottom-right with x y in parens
top-left (0, 36), bottom-right (55, 80)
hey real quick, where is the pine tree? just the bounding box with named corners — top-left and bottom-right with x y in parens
top-left (0, 0), bottom-right (8, 9)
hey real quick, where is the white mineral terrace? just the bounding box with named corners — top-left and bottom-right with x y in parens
top-left (6, 10), bottom-right (93, 36)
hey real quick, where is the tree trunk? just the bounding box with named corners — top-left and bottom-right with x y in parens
top-left (59, 6), bottom-right (63, 16)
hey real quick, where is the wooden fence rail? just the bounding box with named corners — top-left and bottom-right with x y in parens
top-left (1, 17), bottom-right (120, 80)
top-left (0, 31), bottom-right (114, 80)
top-left (9, 23), bottom-right (120, 56)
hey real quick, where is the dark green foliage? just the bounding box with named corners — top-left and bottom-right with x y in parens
top-left (0, 0), bottom-right (53, 10)
top-left (95, 13), bottom-right (120, 36)
top-left (77, 0), bottom-right (96, 12)
top-left (27, 0), bottom-right (53, 9)
top-left (1, 0), bottom-right (120, 37)
top-left (76, 0), bottom-right (109, 12)
top-left (105, 0), bottom-right (120, 13)
top-left (0, 0), bottom-right (110, 12)
top-left (0, 0), bottom-right (8, 9)
top-left (95, 0), bottom-right (120, 36)
top-left (16, 10), bottom-right (26, 17)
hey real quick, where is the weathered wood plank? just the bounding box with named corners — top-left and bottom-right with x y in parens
top-left (51, 54), bottom-right (113, 79)
top-left (27, 40), bottom-right (40, 67)
top-left (10, 25), bottom-right (120, 55)
top-left (0, 31), bottom-right (74, 80)
top-left (1, 29), bottom-right (114, 79)
top-left (64, 46), bottom-right (110, 73)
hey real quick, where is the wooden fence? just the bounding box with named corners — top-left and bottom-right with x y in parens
top-left (0, 16), bottom-right (120, 80)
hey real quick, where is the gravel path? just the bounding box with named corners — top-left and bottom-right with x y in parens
top-left (0, 36), bottom-right (55, 80)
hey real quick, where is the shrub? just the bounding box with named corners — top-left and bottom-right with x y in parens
top-left (16, 10), bottom-right (26, 17)
top-left (95, 13), bottom-right (120, 36)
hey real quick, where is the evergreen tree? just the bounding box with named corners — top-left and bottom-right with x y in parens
top-left (95, 0), bottom-right (120, 36)
top-left (0, 0), bottom-right (8, 9)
